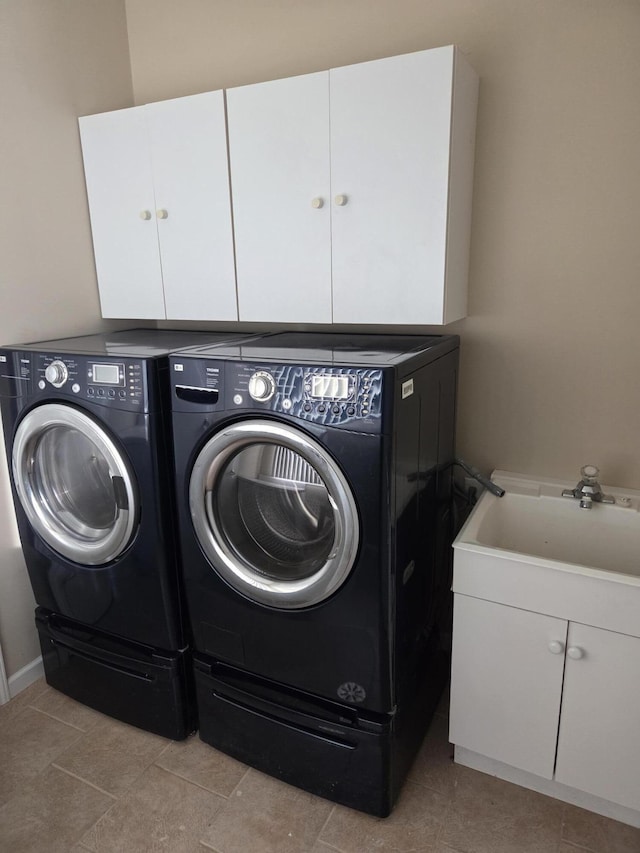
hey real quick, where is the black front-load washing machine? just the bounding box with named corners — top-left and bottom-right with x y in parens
top-left (169, 332), bottom-right (459, 814)
top-left (0, 328), bottom-right (251, 738)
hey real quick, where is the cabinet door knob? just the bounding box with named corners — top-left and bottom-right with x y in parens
top-left (139, 210), bottom-right (152, 220)
top-left (548, 640), bottom-right (564, 655)
top-left (156, 209), bottom-right (169, 220)
top-left (567, 646), bottom-right (584, 660)
top-left (311, 197), bottom-right (324, 209)
top-left (334, 194), bottom-right (348, 206)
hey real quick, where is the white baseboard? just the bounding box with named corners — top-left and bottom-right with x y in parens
top-left (7, 656), bottom-right (44, 699)
top-left (0, 652), bottom-right (8, 705)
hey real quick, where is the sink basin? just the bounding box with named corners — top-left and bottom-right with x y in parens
top-left (464, 471), bottom-right (640, 579)
top-left (453, 471), bottom-right (640, 638)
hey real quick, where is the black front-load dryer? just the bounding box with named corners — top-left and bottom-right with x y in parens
top-left (0, 328), bottom-right (251, 738)
top-left (170, 332), bottom-right (459, 813)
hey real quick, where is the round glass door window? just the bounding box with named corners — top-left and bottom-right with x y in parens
top-left (12, 404), bottom-right (138, 566)
top-left (189, 420), bottom-right (360, 608)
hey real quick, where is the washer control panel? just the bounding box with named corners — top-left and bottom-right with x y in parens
top-left (22, 353), bottom-right (148, 409)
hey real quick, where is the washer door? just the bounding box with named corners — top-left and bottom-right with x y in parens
top-left (12, 403), bottom-right (138, 566)
top-left (189, 419), bottom-right (360, 609)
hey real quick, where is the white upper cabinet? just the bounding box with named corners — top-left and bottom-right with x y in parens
top-left (79, 107), bottom-right (164, 319)
top-left (80, 46), bottom-right (478, 324)
top-left (331, 46), bottom-right (478, 324)
top-left (79, 92), bottom-right (237, 321)
top-left (226, 73), bottom-right (332, 323)
top-left (226, 45), bottom-right (478, 325)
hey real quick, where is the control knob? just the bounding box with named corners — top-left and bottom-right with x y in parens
top-left (248, 370), bottom-right (276, 402)
top-left (44, 360), bottom-right (68, 388)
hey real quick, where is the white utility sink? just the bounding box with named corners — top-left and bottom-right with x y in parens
top-left (464, 470), bottom-right (640, 579)
top-left (453, 470), bottom-right (640, 638)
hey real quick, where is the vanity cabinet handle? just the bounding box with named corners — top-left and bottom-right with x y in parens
top-left (567, 646), bottom-right (584, 660)
top-left (548, 641), bottom-right (565, 655)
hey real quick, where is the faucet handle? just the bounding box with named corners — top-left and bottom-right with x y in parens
top-left (580, 465), bottom-right (600, 483)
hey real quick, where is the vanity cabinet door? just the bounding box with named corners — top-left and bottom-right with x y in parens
top-left (80, 107), bottom-right (165, 319)
top-left (80, 92), bottom-right (237, 321)
top-left (226, 72), bottom-right (332, 323)
top-left (555, 623), bottom-right (640, 811)
top-left (449, 594), bottom-right (567, 779)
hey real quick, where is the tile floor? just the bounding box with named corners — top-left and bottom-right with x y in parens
top-left (0, 678), bottom-right (638, 853)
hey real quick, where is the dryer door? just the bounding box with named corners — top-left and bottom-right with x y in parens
top-left (12, 403), bottom-right (138, 566)
top-left (189, 419), bottom-right (360, 609)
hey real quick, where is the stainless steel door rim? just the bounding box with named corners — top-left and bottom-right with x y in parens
top-left (12, 403), bottom-right (138, 566)
top-left (189, 419), bottom-right (360, 609)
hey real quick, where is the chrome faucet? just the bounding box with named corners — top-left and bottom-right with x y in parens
top-left (562, 465), bottom-right (615, 510)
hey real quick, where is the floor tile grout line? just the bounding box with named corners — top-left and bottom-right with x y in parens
top-left (50, 762), bottom-right (120, 801)
top-left (224, 764), bottom-right (252, 799)
top-left (151, 761), bottom-right (236, 801)
top-left (197, 838), bottom-right (223, 852)
top-left (26, 703), bottom-right (98, 733)
top-left (315, 802), bottom-right (337, 846)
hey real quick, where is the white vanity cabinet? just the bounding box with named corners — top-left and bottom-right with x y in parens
top-left (79, 92), bottom-right (237, 321)
top-left (450, 593), bottom-right (640, 817)
top-left (226, 45), bottom-right (478, 325)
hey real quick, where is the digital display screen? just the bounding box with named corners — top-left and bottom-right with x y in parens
top-left (91, 363), bottom-right (122, 385)
top-left (309, 374), bottom-right (350, 400)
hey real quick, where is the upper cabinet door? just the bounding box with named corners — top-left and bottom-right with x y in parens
top-left (227, 72), bottom-right (332, 323)
top-left (80, 93), bottom-right (237, 321)
top-left (146, 92), bottom-right (237, 321)
top-left (330, 46), bottom-right (478, 325)
top-left (79, 108), bottom-right (166, 319)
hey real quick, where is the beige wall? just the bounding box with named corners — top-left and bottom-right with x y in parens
top-left (0, 0), bottom-right (133, 679)
top-left (126, 0), bottom-right (640, 488)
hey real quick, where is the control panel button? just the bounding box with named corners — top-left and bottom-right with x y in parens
top-left (38, 380), bottom-right (45, 390)
top-left (248, 370), bottom-right (276, 403)
top-left (71, 383), bottom-right (80, 394)
top-left (233, 394), bottom-right (243, 406)
top-left (282, 398), bottom-right (292, 410)
top-left (44, 360), bottom-right (68, 388)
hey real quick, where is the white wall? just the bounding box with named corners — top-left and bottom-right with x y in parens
top-left (0, 0), bottom-right (133, 679)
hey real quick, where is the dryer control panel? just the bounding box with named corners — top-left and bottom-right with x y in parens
top-left (171, 356), bottom-right (386, 432)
